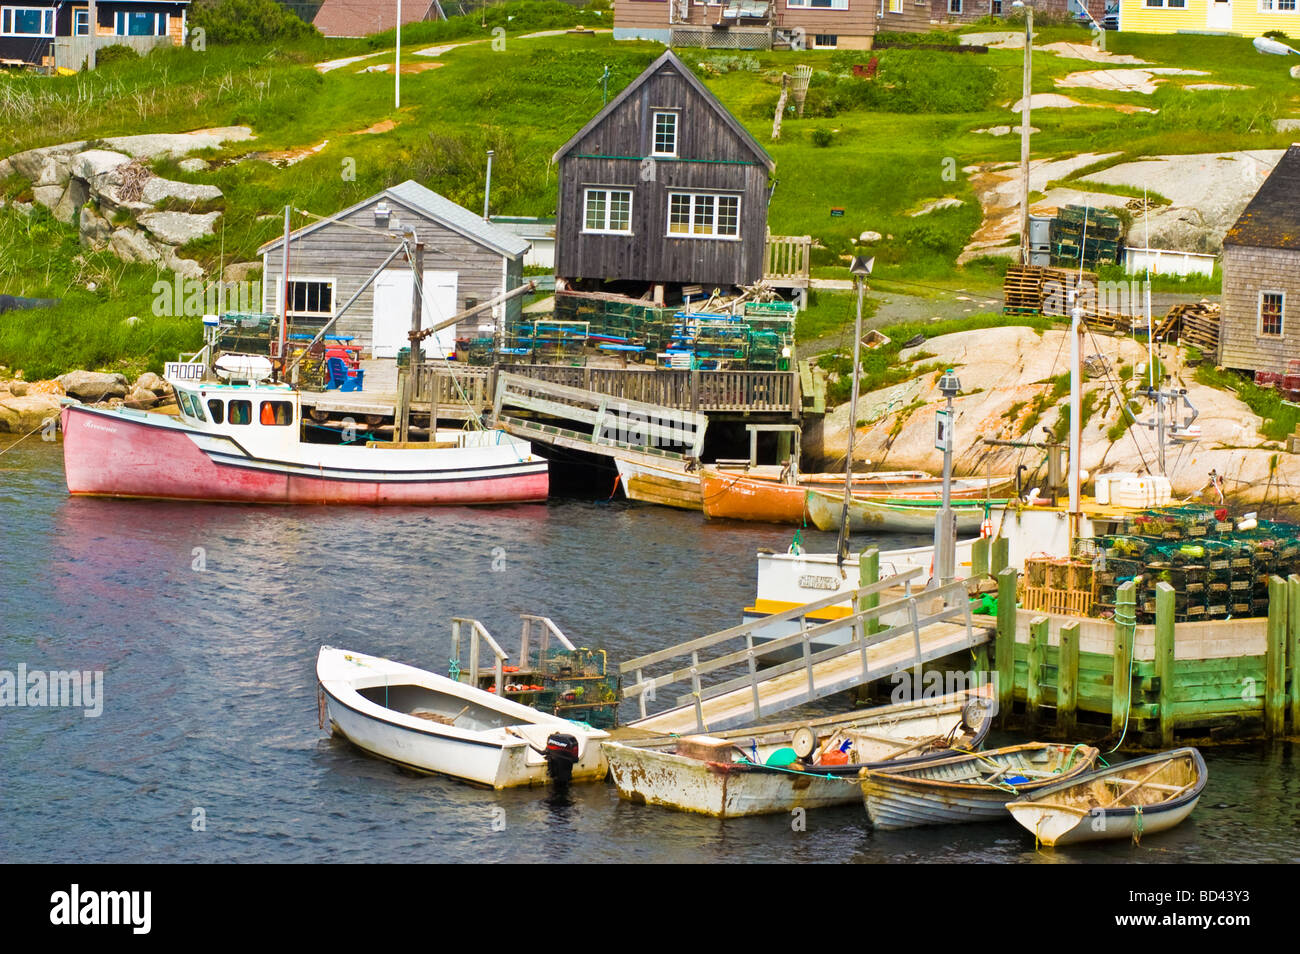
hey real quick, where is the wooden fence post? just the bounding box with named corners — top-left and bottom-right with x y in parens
top-left (1026, 615), bottom-right (1047, 728)
top-left (1155, 581), bottom-right (1176, 748)
top-left (972, 537), bottom-right (989, 579)
top-left (1265, 575), bottom-right (1287, 739)
top-left (996, 567), bottom-right (1017, 726)
top-left (1112, 579), bottom-right (1136, 737)
top-left (859, 548), bottom-right (882, 635)
top-left (1290, 575), bottom-right (1300, 734)
top-left (991, 536), bottom-right (1009, 576)
top-left (1058, 620), bottom-right (1080, 736)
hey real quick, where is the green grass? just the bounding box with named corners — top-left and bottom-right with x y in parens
top-left (2, 13), bottom-right (1298, 375)
top-left (1195, 364), bottom-right (1300, 443)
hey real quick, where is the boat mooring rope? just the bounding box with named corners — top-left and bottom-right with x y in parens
top-left (1107, 601), bottom-right (1139, 755)
top-left (0, 415), bottom-right (56, 457)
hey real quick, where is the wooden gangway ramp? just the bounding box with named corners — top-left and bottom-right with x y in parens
top-left (622, 570), bottom-right (993, 735)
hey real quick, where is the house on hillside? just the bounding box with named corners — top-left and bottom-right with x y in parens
top-left (0, 0), bottom-right (189, 68)
top-left (1219, 144), bottom-right (1300, 375)
top-left (1115, 0), bottom-right (1293, 36)
top-left (258, 180), bottom-right (530, 359)
top-left (612, 0), bottom-right (931, 51)
top-left (311, 0), bottom-right (442, 38)
top-left (552, 49), bottom-right (777, 300)
top-left (933, 0), bottom-right (1104, 24)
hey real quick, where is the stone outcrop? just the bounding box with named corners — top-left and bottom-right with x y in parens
top-left (0, 392), bottom-right (62, 434)
top-left (56, 370), bottom-right (128, 403)
top-left (0, 127), bottom-right (252, 278)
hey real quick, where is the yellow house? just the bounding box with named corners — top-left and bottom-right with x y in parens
top-left (1120, 0), bottom-right (1300, 36)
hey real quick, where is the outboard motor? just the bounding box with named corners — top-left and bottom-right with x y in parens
top-left (543, 733), bottom-right (580, 784)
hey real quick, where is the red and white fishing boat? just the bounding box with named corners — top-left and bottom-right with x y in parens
top-left (61, 368), bottom-right (548, 505)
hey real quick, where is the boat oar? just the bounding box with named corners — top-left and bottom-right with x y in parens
top-left (1099, 761), bottom-right (1168, 809)
top-left (877, 735), bottom-right (944, 761)
top-left (448, 704), bottom-right (471, 726)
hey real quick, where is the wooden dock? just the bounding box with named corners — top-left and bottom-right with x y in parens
top-left (985, 568), bottom-right (1300, 746)
top-left (621, 569), bottom-right (993, 735)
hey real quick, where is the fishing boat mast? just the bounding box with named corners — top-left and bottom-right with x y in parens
top-left (837, 256), bottom-right (873, 569)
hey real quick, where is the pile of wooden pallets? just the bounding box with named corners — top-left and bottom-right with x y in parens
top-left (1158, 300), bottom-right (1220, 352)
top-left (1051, 205), bottom-right (1123, 269)
top-left (1002, 265), bottom-right (1097, 316)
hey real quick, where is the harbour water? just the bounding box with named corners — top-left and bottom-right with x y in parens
top-left (2, 440), bottom-right (1297, 863)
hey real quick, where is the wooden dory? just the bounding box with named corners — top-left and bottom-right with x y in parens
top-left (806, 489), bottom-right (1007, 534)
top-left (702, 467), bottom-right (1014, 526)
top-left (859, 742), bottom-right (1100, 830)
top-left (316, 646), bottom-right (608, 789)
top-left (603, 690), bottom-right (994, 818)
top-left (1005, 747), bottom-right (1207, 846)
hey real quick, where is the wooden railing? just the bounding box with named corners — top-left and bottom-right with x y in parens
top-left (764, 233), bottom-right (812, 287)
top-left (413, 362), bottom-right (797, 414)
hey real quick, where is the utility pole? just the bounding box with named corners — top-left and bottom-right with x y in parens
top-left (483, 150), bottom-right (494, 220)
top-left (935, 370), bottom-right (961, 586)
top-left (88, 0), bottom-right (98, 70)
top-left (1015, 1), bottom-right (1033, 265)
top-left (601, 65), bottom-right (610, 105)
top-left (838, 256), bottom-right (873, 570)
top-left (395, 0), bottom-right (402, 109)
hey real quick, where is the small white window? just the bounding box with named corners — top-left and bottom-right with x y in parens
top-left (583, 188), bottom-right (633, 234)
top-left (812, 33), bottom-right (837, 48)
top-left (74, 8), bottom-right (89, 36)
top-left (114, 10), bottom-right (168, 35)
top-left (948, 0), bottom-right (962, 12)
top-left (653, 112), bottom-right (678, 157)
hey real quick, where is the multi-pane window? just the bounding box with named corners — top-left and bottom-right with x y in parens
top-left (583, 188), bottom-right (633, 234)
top-left (1260, 291), bottom-right (1284, 337)
top-left (787, 0), bottom-right (849, 7)
top-left (948, 0), bottom-right (961, 12)
top-left (289, 280), bottom-right (334, 318)
top-left (653, 112), bottom-right (678, 157)
top-left (74, 8), bottom-right (89, 35)
top-left (1, 7), bottom-right (56, 35)
top-left (1261, 0), bottom-right (1297, 9)
top-left (812, 34), bottom-right (837, 48)
top-left (667, 193), bottom-right (740, 239)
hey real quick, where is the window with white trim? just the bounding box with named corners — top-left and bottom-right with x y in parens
top-left (948, 0), bottom-right (961, 11)
top-left (583, 188), bottom-right (633, 234)
top-left (74, 8), bottom-right (89, 35)
top-left (812, 33), bottom-right (837, 47)
top-left (888, 0), bottom-right (902, 12)
top-left (280, 279), bottom-right (335, 326)
top-left (653, 111), bottom-right (678, 157)
top-left (667, 192), bottom-right (740, 239)
top-left (114, 11), bottom-right (168, 35)
top-left (1, 7), bottom-right (55, 36)
top-left (787, 0), bottom-right (849, 9)
top-left (1260, 0), bottom-right (1297, 10)
top-left (1260, 291), bottom-right (1284, 337)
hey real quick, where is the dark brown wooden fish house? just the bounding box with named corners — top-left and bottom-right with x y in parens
top-left (552, 50), bottom-right (776, 297)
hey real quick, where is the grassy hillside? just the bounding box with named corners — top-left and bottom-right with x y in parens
top-left (2, 5), bottom-right (1298, 378)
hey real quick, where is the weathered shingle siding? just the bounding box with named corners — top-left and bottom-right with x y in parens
top-left (262, 197), bottom-right (521, 354)
top-left (555, 62), bottom-right (770, 288)
top-left (1219, 244), bottom-right (1300, 373)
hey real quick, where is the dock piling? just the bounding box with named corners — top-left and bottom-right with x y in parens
top-left (1026, 615), bottom-right (1047, 727)
top-left (991, 536), bottom-right (1009, 576)
top-left (1289, 574), bottom-right (1300, 734)
top-left (972, 537), bottom-right (989, 578)
top-left (1112, 579), bottom-right (1137, 736)
top-left (1058, 620), bottom-right (1080, 736)
top-left (860, 548), bottom-right (882, 634)
top-left (1155, 581), bottom-right (1176, 747)
top-left (995, 567), bottom-right (1017, 725)
top-left (1265, 575), bottom-right (1287, 739)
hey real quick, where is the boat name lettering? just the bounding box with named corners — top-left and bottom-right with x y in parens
top-left (798, 575), bottom-right (840, 590)
top-left (83, 422), bottom-right (118, 435)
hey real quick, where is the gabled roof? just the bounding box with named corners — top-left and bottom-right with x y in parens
top-left (312, 0), bottom-right (439, 39)
top-left (1224, 145), bottom-right (1300, 250)
top-left (551, 49), bottom-right (775, 170)
top-left (259, 180), bottom-right (531, 260)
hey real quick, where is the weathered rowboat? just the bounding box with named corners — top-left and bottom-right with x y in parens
top-left (859, 742), bottom-right (1100, 829)
top-left (613, 456), bottom-right (704, 510)
top-left (806, 489), bottom-right (1007, 534)
top-left (316, 646), bottom-right (608, 789)
top-left (1005, 747), bottom-right (1207, 846)
top-left (702, 467), bottom-right (1013, 525)
top-left (603, 689), bottom-right (994, 817)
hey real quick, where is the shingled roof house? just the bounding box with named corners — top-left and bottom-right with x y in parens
top-left (312, 0), bottom-right (441, 38)
top-left (1219, 144), bottom-right (1300, 375)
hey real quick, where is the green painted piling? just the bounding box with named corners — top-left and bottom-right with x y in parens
top-left (991, 536), bottom-right (1009, 576)
top-left (1026, 615), bottom-right (1047, 727)
top-left (1058, 620), bottom-right (1080, 736)
top-left (1112, 580), bottom-right (1136, 736)
top-left (859, 548), bottom-right (882, 635)
top-left (1290, 575), bottom-right (1300, 734)
top-left (972, 538), bottom-right (989, 578)
top-left (1265, 575), bottom-right (1287, 739)
top-left (996, 567), bottom-right (1017, 725)
top-left (1155, 582), bottom-right (1176, 748)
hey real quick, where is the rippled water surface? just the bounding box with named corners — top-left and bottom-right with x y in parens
top-left (2, 440), bottom-right (1297, 863)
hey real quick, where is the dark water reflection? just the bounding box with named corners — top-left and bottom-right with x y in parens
top-left (2, 441), bottom-right (1297, 862)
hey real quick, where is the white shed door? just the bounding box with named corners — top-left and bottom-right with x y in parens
top-left (372, 270), bottom-right (458, 359)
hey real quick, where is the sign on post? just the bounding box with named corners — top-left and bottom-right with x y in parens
top-left (935, 409), bottom-right (953, 451)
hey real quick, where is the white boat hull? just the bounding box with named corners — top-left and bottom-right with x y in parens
top-left (1005, 796), bottom-right (1202, 846)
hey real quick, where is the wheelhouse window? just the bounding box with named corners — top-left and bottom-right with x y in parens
top-left (1260, 291), bottom-right (1284, 337)
top-left (114, 11), bottom-right (168, 35)
top-left (206, 399), bottom-right (225, 425)
top-left (1, 7), bottom-right (56, 35)
top-left (667, 192), bottom-right (740, 239)
top-left (583, 188), bottom-right (633, 234)
top-left (260, 401), bottom-right (294, 426)
top-left (652, 111), bottom-right (679, 157)
top-left (228, 400), bottom-right (252, 425)
top-left (177, 390), bottom-right (206, 422)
